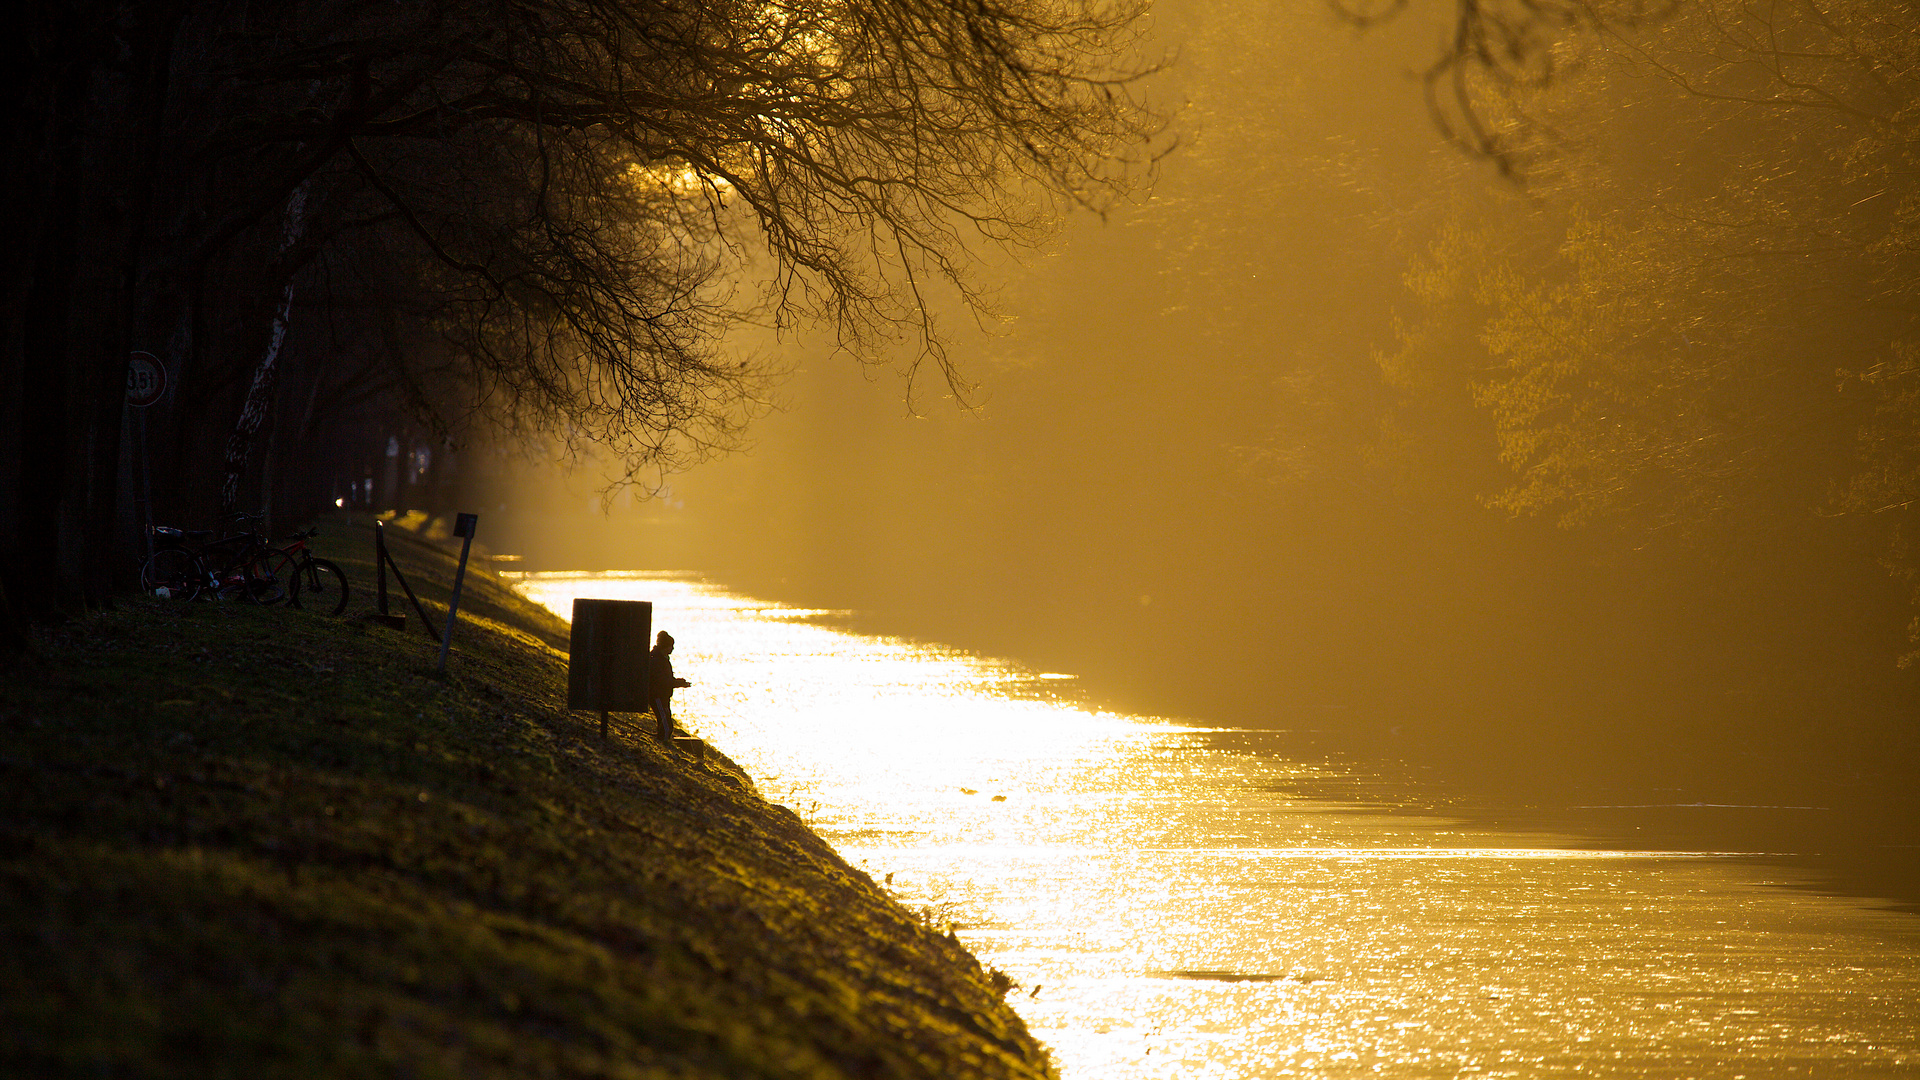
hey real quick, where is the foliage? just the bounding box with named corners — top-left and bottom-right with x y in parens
top-left (1378, 1), bottom-right (1920, 537)
top-left (1469, 207), bottom-right (1848, 531)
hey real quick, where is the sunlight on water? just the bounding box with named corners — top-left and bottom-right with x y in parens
top-left (510, 571), bottom-right (1920, 1078)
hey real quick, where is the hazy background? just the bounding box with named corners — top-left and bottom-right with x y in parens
top-left (469, 0), bottom-right (1919, 827)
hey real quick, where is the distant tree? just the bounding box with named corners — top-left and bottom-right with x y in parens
top-left (1365, 0), bottom-right (1920, 658)
top-left (1470, 204), bottom-right (1875, 533)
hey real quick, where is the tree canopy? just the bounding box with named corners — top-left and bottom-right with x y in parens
top-left (1364, 0), bottom-right (1920, 659)
top-left (0, 0), bottom-right (1161, 625)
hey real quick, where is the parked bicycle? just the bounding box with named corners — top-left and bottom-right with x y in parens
top-left (252, 526), bottom-right (350, 615)
top-left (140, 525), bottom-right (215, 601)
top-left (197, 513), bottom-right (286, 603)
top-left (142, 513), bottom-right (279, 603)
top-left (141, 514), bottom-right (349, 614)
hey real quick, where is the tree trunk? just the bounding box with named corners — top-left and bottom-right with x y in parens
top-left (11, 47), bottom-right (91, 621)
top-left (221, 184), bottom-right (310, 515)
top-left (2, 3), bottom-right (186, 620)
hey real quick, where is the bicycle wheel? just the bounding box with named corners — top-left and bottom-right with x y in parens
top-left (238, 549), bottom-right (288, 605)
top-left (140, 548), bottom-right (205, 601)
top-left (289, 557), bottom-right (349, 615)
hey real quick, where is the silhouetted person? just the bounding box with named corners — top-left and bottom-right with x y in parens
top-left (648, 630), bottom-right (692, 739)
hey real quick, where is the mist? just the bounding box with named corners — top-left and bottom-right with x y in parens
top-left (473, 0), bottom-right (1919, 845)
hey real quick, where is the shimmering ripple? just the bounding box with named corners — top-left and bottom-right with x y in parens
top-left (511, 571), bottom-right (1920, 1078)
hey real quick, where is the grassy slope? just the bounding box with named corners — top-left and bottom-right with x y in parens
top-left (0, 517), bottom-right (1052, 1079)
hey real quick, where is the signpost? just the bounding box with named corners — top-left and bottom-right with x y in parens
top-left (435, 513), bottom-right (479, 674)
top-left (126, 352), bottom-right (167, 557)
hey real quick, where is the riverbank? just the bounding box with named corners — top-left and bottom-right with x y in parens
top-left (0, 518), bottom-right (1052, 1079)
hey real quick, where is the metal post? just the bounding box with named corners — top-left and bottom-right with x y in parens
top-left (138, 410), bottom-right (154, 562)
top-left (376, 526), bottom-right (438, 641)
top-left (376, 521), bottom-right (391, 612)
top-left (436, 513), bottom-right (478, 674)
top-left (371, 521), bottom-right (406, 631)
top-left (126, 351), bottom-right (165, 562)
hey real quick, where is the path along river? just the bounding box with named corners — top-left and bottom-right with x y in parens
top-left (509, 571), bottom-right (1920, 1079)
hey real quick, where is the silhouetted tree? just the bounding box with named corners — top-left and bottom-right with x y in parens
top-left (0, 0), bottom-right (1161, 630)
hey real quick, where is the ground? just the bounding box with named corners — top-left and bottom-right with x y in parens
top-left (0, 517), bottom-right (1052, 1079)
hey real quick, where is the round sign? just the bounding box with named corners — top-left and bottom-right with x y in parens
top-left (126, 351), bottom-right (166, 408)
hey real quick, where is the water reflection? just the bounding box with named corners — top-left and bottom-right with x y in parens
top-left (510, 571), bottom-right (1920, 1078)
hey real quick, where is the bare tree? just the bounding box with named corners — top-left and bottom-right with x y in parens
top-left (0, 0), bottom-right (1163, 626)
top-left (209, 0), bottom-right (1162, 485)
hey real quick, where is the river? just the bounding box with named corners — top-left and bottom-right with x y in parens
top-left (508, 570), bottom-right (1920, 1078)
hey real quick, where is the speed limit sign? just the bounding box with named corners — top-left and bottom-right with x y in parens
top-left (126, 351), bottom-right (166, 408)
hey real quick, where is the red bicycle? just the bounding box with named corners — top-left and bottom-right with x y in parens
top-left (252, 526), bottom-right (350, 615)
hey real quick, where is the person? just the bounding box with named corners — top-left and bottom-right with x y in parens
top-left (648, 630), bottom-right (692, 739)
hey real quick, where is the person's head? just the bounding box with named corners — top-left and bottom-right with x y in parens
top-left (656, 630), bottom-right (674, 652)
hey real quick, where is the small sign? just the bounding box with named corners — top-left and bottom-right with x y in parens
top-left (126, 352), bottom-right (166, 408)
top-left (453, 512), bottom-right (478, 539)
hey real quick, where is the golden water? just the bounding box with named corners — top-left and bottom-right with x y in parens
top-left (510, 571), bottom-right (1920, 1078)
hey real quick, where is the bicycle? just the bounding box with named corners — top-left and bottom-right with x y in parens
top-left (142, 519), bottom-right (273, 603)
top-left (194, 512), bottom-right (286, 604)
top-left (252, 526), bottom-right (350, 615)
top-left (141, 514), bottom-right (348, 613)
top-left (141, 525), bottom-right (215, 601)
